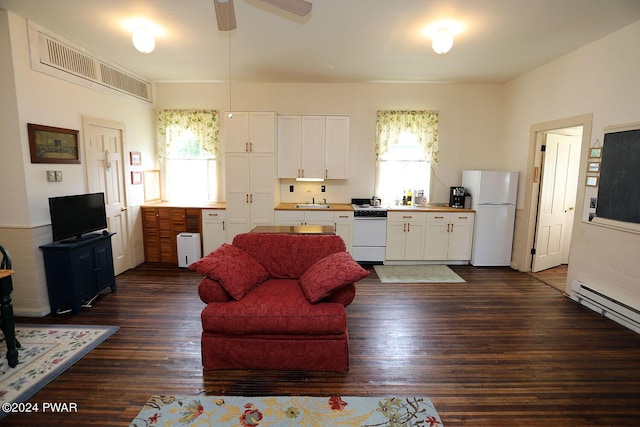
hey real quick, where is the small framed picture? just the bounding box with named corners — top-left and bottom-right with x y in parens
top-left (589, 147), bottom-right (602, 158)
top-left (131, 171), bottom-right (142, 185)
top-left (588, 161), bottom-right (600, 173)
top-left (130, 151), bottom-right (142, 166)
top-left (586, 175), bottom-right (598, 187)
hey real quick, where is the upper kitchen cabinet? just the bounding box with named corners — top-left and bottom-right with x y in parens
top-left (225, 111), bottom-right (276, 153)
top-left (324, 116), bottom-right (350, 179)
top-left (277, 115), bottom-right (350, 180)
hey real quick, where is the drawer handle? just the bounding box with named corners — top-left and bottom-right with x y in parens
top-left (458, 216), bottom-right (468, 219)
top-left (339, 215), bottom-right (348, 218)
top-left (435, 216), bottom-right (444, 219)
top-left (403, 215), bottom-right (412, 218)
top-left (208, 213), bottom-right (219, 217)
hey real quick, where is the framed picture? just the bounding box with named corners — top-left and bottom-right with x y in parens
top-left (589, 147), bottom-right (602, 158)
top-left (131, 171), bottom-right (143, 185)
top-left (143, 170), bottom-right (162, 202)
top-left (27, 123), bottom-right (80, 164)
top-left (586, 175), bottom-right (598, 187)
top-left (130, 151), bottom-right (142, 166)
top-left (588, 161), bottom-right (600, 173)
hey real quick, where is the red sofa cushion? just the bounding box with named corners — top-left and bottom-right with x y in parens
top-left (299, 252), bottom-right (369, 303)
top-left (232, 233), bottom-right (346, 279)
top-left (189, 243), bottom-right (268, 300)
top-left (201, 280), bottom-right (347, 335)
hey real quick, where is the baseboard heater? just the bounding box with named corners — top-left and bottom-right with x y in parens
top-left (571, 280), bottom-right (640, 333)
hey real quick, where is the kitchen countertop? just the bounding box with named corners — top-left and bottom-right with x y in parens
top-left (251, 225), bottom-right (335, 234)
top-left (275, 203), bottom-right (354, 211)
top-left (141, 201), bottom-right (226, 209)
top-left (387, 204), bottom-right (475, 213)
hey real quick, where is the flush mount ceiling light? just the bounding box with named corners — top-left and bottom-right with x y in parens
top-left (123, 18), bottom-right (164, 54)
top-left (422, 20), bottom-right (464, 55)
top-left (432, 28), bottom-right (454, 54)
top-left (132, 28), bottom-right (155, 53)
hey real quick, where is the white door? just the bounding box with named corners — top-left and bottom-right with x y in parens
top-left (83, 117), bottom-right (131, 275)
top-left (532, 132), bottom-right (581, 272)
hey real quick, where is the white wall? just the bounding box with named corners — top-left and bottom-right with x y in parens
top-left (504, 20), bottom-right (640, 310)
top-left (156, 82), bottom-right (507, 204)
top-left (0, 11), bottom-right (156, 315)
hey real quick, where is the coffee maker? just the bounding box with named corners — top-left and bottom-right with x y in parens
top-left (449, 186), bottom-right (465, 208)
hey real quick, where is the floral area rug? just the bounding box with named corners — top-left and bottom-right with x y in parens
top-left (374, 265), bottom-right (465, 283)
top-left (0, 324), bottom-right (118, 418)
top-left (130, 395), bottom-right (443, 426)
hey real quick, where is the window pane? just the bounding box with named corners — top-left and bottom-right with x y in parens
top-left (165, 158), bottom-right (217, 202)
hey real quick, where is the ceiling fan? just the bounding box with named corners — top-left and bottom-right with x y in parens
top-left (214, 0), bottom-right (312, 31)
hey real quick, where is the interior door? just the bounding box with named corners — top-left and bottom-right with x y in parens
top-left (83, 117), bottom-right (131, 275)
top-left (532, 132), bottom-right (580, 272)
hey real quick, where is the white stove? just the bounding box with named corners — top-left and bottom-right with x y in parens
top-left (351, 198), bottom-right (387, 263)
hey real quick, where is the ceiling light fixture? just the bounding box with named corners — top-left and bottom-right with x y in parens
top-left (422, 20), bottom-right (463, 55)
top-left (123, 18), bottom-right (164, 54)
top-left (432, 28), bottom-right (454, 54)
top-left (132, 28), bottom-right (155, 53)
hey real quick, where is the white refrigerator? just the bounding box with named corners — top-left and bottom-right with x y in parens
top-left (462, 170), bottom-right (519, 266)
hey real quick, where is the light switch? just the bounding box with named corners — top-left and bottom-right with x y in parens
top-left (47, 170), bottom-right (56, 182)
top-left (55, 170), bottom-right (63, 182)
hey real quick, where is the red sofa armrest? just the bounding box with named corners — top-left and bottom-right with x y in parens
top-left (198, 277), bottom-right (231, 303)
top-left (320, 283), bottom-right (356, 306)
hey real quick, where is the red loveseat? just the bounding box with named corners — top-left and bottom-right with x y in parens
top-left (190, 232), bottom-right (368, 371)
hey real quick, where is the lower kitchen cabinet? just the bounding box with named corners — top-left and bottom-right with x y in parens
top-left (201, 209), bottom-right (227, 255)
top-left (385, 212), bottom-right (427, 261)
top-left (424, 212), bottom-right (474, 261)
top-left (274, 210), bottom-right (354, 252)
top-left (141, 206), bottom-right (202, 264)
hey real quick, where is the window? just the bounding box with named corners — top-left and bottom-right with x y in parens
top-left (375, 110), bottom-right (439, 206)
top-left (157, 110), bottom-right (220, 202)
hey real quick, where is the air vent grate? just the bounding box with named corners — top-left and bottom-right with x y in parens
top-left (28, 21), bottom-right (152, 103)
top-left (45, 38), bottom-right (97, 80)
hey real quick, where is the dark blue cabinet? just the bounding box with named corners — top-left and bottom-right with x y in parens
top-left (40, 232), bottom-right (116, 314)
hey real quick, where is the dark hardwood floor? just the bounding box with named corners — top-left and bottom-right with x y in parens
top-left (7, 263), bottom-right (640, 426)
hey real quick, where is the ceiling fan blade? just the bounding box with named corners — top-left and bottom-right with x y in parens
top-left (259, 0), bottom-right (312, 17)
top-left (214, 0), bottom-right (237, 31)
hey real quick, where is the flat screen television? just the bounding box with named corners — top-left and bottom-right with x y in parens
top-left (48, 192), bottom-right (108, 242)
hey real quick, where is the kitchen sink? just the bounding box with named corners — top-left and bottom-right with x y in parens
top-left (295, 203), bottom-right (331, 209)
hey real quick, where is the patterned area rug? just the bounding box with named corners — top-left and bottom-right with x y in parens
top-left (374, 265), bottom-right (465, 283)
top-left (0, 324), bottom-right (118, 417)
top-left (131, 395), bottom-right (443, 426)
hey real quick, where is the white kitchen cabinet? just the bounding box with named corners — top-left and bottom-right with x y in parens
top-left (324, 116), bottom-right (350, 179)
top-left (274, 210), bottom-right (354, 252)
top-left (334, 211), bottom-right (354, 252)
top-left (385, 212), bottom-right (426, 261)
top-left (277, 115), bottom-right (349, 180)
top-left (225, 111), bottom-right (276, 153)
top-left (224, 112), bottom-right (277, 241)
top-left (424, 212), bottom-right (474, 261)
top-left (300, 116), bottom-right (326, 179)
top-left (201, 209), bottom-right (227, 255)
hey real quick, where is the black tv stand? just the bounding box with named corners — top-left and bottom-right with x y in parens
top-left (40, 232), bottom-right (116, 314)
top-left (59, 233), bottom-right (101, 244)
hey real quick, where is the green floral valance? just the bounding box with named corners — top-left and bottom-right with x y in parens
top-left (157, 109), bottom-right (220, 161)
top-left (375, 110), bottom-right (439, 162)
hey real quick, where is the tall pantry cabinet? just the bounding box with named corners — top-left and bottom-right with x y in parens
top-left (224, 112), bottom-right (278, 241)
